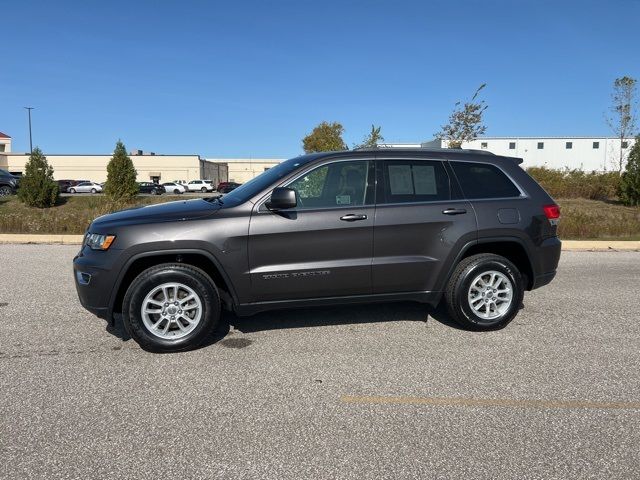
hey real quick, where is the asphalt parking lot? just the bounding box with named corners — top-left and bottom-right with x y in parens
top-left (1, 246), bottom-right (639, 479)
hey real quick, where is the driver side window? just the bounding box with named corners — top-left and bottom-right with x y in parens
top-left (287, 160), bottom-right (372, 209)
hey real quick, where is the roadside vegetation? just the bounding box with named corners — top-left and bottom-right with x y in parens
top-left (0, 195), bottom-right (183, 234)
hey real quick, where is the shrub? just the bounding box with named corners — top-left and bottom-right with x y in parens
top-left (619, 137), bottom-right (640, 206)
top-left (104, 140), bottom-right (138, 201)
top-left (17, 147), bottom-right (59, 208)
top-left (526, 167), bottom-right (621, 201)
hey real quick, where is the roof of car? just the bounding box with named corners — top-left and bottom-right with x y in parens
top-left (297, 148), bottom-right (523, 164)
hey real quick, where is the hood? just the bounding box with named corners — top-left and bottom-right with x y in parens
top-left (91, 198), bottom-right (222, 229)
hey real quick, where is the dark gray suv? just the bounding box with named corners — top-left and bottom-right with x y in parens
top-left (74, 149), bottom-right (561, 352)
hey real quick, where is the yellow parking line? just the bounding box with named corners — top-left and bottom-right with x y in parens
top-left (340, 395), bottom-right (640, 410)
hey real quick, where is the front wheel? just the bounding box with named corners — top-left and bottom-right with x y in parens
top-left (69, 188), bottom-right (76, 194)
top-left (174, 189), bottom-right (181, 194)
top-left (201, 187), bottom-right (207, 193)
top-left (91, 188), bottom-right (97, 194)
top-left (445, 253), bottom-right (524, 330)
top-left (0, 185), bottom-right (13, 196)
top-left (122, 263), bottom-right (221, 352)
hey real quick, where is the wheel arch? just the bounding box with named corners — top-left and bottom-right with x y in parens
top-left (110, 249), bottom-right (238, 316)
top-left (438, 237), bottom-right (535, 293)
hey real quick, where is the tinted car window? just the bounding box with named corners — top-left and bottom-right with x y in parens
top-left (381, 160), bottom-right (450, 204)
top-left (287, 160), bottom-right (372, 209)
top-left (451, 162), bottom-right (521, 199)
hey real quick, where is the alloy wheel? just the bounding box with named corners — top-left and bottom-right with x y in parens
top-left (467, 270), bottom-right (513, 320)
top-left (140, 282), bottom-right (203, 340)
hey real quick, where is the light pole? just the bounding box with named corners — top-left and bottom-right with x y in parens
top-left (24, 107), bottom-right (34, 153)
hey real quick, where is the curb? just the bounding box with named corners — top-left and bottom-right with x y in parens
top-left (561, 240), bottom-right (640, 251)
top-left (0, 234), bottom-right (85, 245)
top-left (0, 235), bottom-right (639, 251)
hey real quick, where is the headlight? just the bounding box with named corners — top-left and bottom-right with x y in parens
top-left (85, 233), bottom-right (116, 250)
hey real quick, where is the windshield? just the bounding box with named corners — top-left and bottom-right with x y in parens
top-left (217, 155), bottom-right (319, 206)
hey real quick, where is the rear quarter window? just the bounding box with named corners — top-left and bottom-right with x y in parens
top-left (451, 162), bottom-right (521, 199)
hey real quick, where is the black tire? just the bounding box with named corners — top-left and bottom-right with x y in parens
top-left (91, 188), bottom-right (97, 194)
top-left (201, 187), bottom-right (207, 193)
top-left (151, 188), bottom-right (157, 195)
top-left (0, 185), bottom-right (13, 196)
top-left (69, 188), bottom-right (76, 194)
top-left (174, 189), bottom-right (180, 194)
top-left (444, 253), bottom-right (524, 330)
top-left (122, 263), bottom-right (221, 353)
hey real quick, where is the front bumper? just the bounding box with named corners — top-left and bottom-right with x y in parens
top-left (73, 247), bottom-right (121, 320)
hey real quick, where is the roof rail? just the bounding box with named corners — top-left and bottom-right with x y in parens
top-left (354, 145), bottom-right (496, 155)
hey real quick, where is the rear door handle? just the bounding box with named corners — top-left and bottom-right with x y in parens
top-left (340, 214), bottom-right (368, 222)
top-left (442, 208), bottom-right (467, 215)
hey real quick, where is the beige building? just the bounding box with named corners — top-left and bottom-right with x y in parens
top-left (0, 132), bottom-right (11, 153)
top-left (207, 158), bottom-right (283, 183)
top-left (1, 149), bottom-right (227, 185)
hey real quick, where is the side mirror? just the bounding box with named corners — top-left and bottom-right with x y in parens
top-left (266, 187), bottom-right (297, 210)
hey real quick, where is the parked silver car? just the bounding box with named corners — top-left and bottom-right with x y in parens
top-left (68, 182), bottom-right (103, 194)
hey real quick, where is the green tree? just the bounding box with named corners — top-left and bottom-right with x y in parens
top-left (17, 147), bottom-right (59, 208)
top-left (302, 121), bottom-right (348, 153)
top-left (435, 84), bottom-right (488, 149)
top-left (619, 137), bottom-right (640, 206)
top-left (606, 76), bottom-right (637, 172)
top-left (354, 125), bottom-right (384, 149)
top-left (104, 140), bottom-right (138, 201)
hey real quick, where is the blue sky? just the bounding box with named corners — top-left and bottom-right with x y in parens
top-left (1, 0), bottom-right (639, 157)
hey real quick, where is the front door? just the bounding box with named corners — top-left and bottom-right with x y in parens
top-left (248, 159), bottom-right (375, 302)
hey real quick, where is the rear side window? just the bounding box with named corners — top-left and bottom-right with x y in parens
top-left (451, 162), bottom-right (521, 199)
top-left (381, 160), bottom-right (450, 204)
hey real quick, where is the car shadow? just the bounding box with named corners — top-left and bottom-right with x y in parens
top-left (222, 300), bottom-right (474, 335)
top-left (105, 301), bottom-right (470, 349)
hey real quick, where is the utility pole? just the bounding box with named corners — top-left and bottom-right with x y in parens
top-left (24, 107), bottom-right (34, 153)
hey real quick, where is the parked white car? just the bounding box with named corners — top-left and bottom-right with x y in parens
top-left (162, 182), bottom-right (186, 194)
top-left (186, 180), bottom-right (214, 192)
top-left (69, 182), bottom-right (103, 194)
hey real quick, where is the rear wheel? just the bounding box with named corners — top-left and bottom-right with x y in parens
top-left (122, 263), bottom-right (221, 352)
top-left (445, 253), bottom-right (524, 330)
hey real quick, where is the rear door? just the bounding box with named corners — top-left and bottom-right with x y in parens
top-left (372, 157), bottom-right (477, 293)
top-left (248, 158), bottom-right (376, 302)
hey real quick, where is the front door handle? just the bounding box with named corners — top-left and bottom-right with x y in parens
top-left (340, 214), bottom-right (368, 222)
top-left (442, 208), bottom-right (467, 215)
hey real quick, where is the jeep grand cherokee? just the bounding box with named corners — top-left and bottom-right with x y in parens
top-left (74, 149), bottom-right (561, 352)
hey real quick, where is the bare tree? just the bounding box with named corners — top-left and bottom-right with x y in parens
top-left (354, 125), bottom-right (384, 149)
top-left (606, 76), bottom-right (637, 172)
top-left (435, 84), bottom-right (488, 149)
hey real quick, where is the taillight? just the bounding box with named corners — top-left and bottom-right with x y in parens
top-left (543, 204), bottom-right (561, 220)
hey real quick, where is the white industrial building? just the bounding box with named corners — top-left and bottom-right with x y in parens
top-left (419, 137), bottom-right (637, 171)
